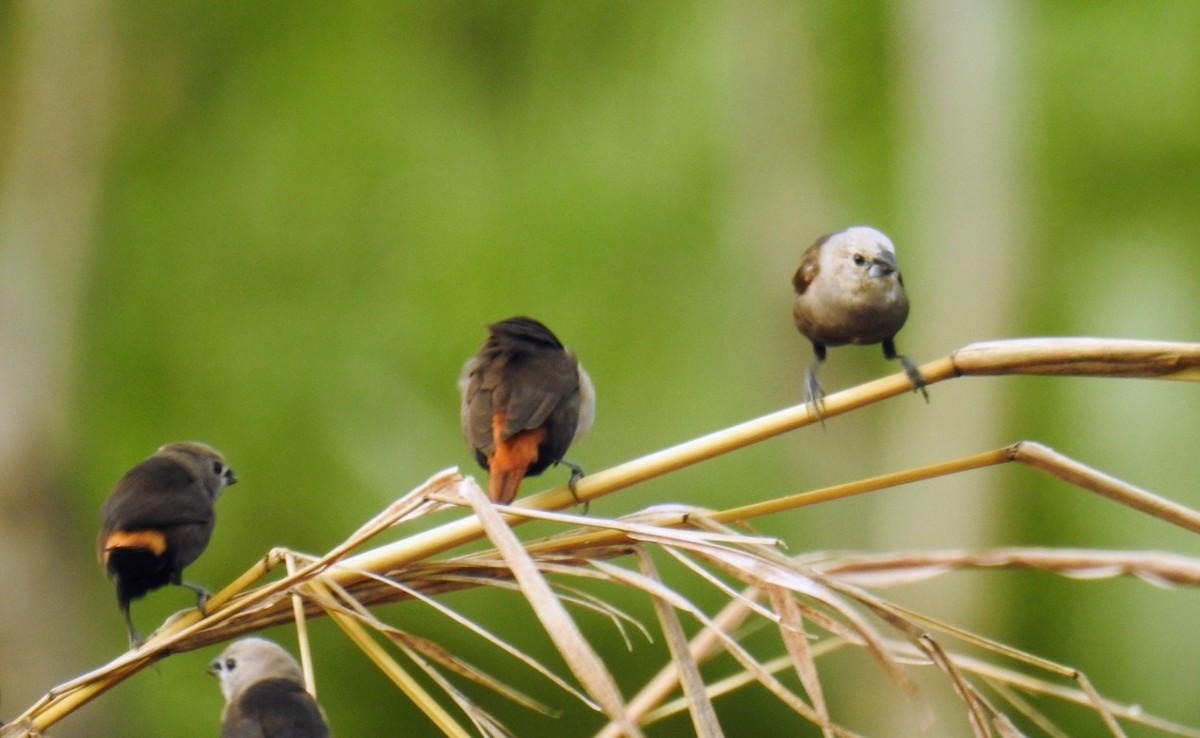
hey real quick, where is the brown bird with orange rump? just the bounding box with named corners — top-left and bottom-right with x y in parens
top-left (98, 441), bottom-right (237, 646)
top-left (459, 317), bottom-right (595, 504)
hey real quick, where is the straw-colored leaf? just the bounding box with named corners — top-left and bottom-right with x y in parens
top-left (767, 587), bottom-right (833, 738)
top-left (631, 547), bottom-right (723, 737)
top-left (329, 563), bottom-right (599, 708)
top-left (464, 480), bottom-right (645, 737)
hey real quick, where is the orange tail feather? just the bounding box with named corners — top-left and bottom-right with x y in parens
top-left (488, 414), bottom-right (545, 504)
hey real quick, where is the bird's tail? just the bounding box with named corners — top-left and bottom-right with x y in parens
top-left (488, 420), bottom-right (544, 504)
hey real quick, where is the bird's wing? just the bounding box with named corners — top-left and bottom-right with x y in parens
top-left (461, 354), bottom-right (499, 457)
top-left (223, 680), bottom-right (330, 738)
top-left (499, 349), bottom-right (580, 439)
top-left (792, 234), bottom-right (830, 295)
top-left (99, 457), bottom-right (214, 532)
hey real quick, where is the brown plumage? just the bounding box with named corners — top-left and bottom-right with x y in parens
top-left (792, 226), bottom-right (927, 414)
top-left (459, 317), bottom-right (595, 504)
top-left (210, 638), bottom-right (331, 738)
top-left (98, 441), bottom-right (236, 646)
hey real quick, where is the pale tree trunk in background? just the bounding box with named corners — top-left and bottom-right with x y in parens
top-left (722, 1), bottom-right (1027, 733)
top-left (714, 3), bottom-right (831, 404)
top-left (867, 2), bottom-right (1028, 735)
top-left (716, 4), bottom-right (830, 273)
top-left (0, 2), bottom-right (116, 733)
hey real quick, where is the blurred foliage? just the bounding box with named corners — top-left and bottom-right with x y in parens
top-left (2, 1), bottom-right (1199, 736)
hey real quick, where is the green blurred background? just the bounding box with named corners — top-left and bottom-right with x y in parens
top-left (1, 1), bottom-right (1198, 736)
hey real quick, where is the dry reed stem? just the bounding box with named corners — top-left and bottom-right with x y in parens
top-left (463, 477), bottom-right (647, 737)
top-left (3, 336), bottom-right (1198, 736)
top-left (632, 548), bottom-right (723, 738)
top-left (304, 576), bottom-right (472, 737)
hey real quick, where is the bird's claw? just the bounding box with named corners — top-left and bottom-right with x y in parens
top-left (897, 355), bottom-right (930, 403)
top-left (804, 366), bottom-right (827, 426)
top-left (180, 581), bottom-right (212, 615)
top-left (561, 459), bottom-right (589, 514)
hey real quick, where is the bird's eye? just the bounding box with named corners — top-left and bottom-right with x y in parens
top-left (212, 461), bottom-right (224, 475)
top-left (225, 658), bottom-right (236, 670)
top-left (852, 254), bottom-right (866, 266)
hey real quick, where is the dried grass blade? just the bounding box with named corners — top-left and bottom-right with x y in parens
top-left (642, 652), bottom-right (862, 738)
top-left (632, 548), bottom-right (723, 738)
top-left (596, 595), bottom-right (761, 738)
top-left (889, 645), bottom-right (1200, 738)
top-left (586, 559), bottom-right (829, 727)
top-left (767, 587), bottom-right (833, 738)
top-left (1074, 670), bottom-right (1128, 738)
top-left (389, 639), bottom-right (515, 738)
top-left (0, 720), bottom-right (38, 738)
top-left (917, 635), bottom-right (989, 738)
top-left (989, 680), bottom-right (1072, 738)
top-left (477, 504), bottom-right (779, 549)
top-left (305, 577), bottom-right (472, 738)
top-left (464, 483), bottom-right (645, 737)
top-left (821, 548), bottom-right (1200, 589)
top-left (831, 587), bottom-right (1072, 678)
top-left (416, 565), bottom-right (650, 650)
top-left (391, 630), bottom-right (555, 717)
top-left (651, 544), bottom-right (781, 623)
top-left (654, 537), bottom-right (925, 710)
top-left (537, 580), bottom-right (648, 650)
top-left (327, 564), bottom-right (596, 708)
top-left (284, 552), bottom-right (317, 696)
top-left (316, 576), bottom-right (558, 717)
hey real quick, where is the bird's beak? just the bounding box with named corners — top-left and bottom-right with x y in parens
top-left (224, 469), bottom-right (238, 486)
top-left (869, 250), bottom-right (897, 278)
top-left (207, 661), bottom-right (221, 677)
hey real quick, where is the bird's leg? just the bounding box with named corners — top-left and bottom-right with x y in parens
top-left (560, 458), bottom-right (589, 514)
top-left (804, 343), bottom-right (828, 425)
top-left (883, 339), bottom-right (929, 402)
top-left (120, 601), bottom-right (143, 649)
top-left (177, 580), bottom-right (212, 614)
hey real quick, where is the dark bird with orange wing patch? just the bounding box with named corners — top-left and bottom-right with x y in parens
top-left (459, 317), bottom-right (595, 504)
top-left (98, 441), bottom-right (236, 646)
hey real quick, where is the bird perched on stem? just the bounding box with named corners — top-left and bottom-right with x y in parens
top-left (459, 316), bottom-right (595, 504)
top-left (97, 441), bottom-right (236, 646)
top-left (792, 226), bottom-right (928, 418)
top-left (210, 638), bottom-right (331, 738)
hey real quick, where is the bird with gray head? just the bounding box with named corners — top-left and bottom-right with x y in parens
top-left (792, 226), bottom-right (928, 418)
top-left (209, 637), bottom-right (331, 738)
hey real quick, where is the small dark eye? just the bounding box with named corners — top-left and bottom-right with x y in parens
top-left (225, 658), bottom-right (236, 670)
top-left (212, 461), bottom-right (224, 474)
top-left (852, 254), bottom-right (866, 266)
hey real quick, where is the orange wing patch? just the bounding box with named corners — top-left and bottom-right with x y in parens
top-left (103, 529), bottom-right (168, 561)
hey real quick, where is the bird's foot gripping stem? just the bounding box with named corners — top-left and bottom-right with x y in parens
top-left (896, 355), bottom-right (930, 403)
top-left (560, 459), bottom-right (589, 514)
top-left (803, 365), bottom-right (827, 425)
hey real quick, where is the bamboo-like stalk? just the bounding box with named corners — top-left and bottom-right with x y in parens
top-left (332, 338), bottom-right (1200, 575)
